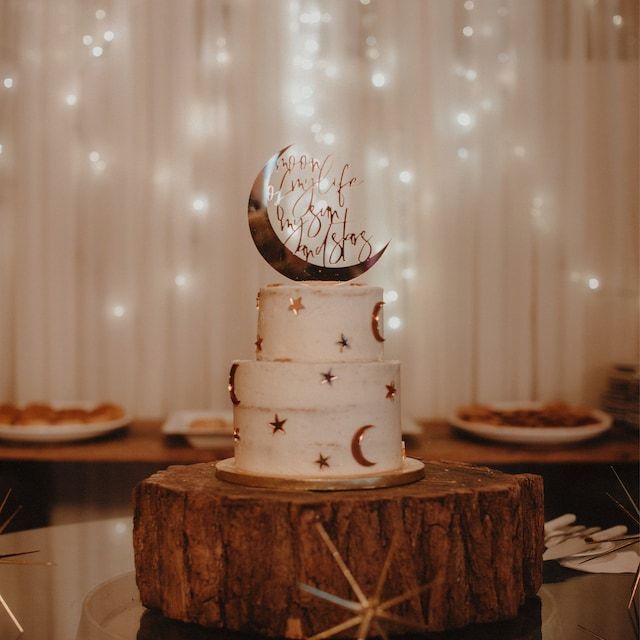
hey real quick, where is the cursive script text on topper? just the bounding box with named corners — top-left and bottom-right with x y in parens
top-left (268, 152), bottom-right (374, 268)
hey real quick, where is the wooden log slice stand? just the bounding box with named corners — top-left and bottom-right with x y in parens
top-left (133, 461), bottom-right (544, 638)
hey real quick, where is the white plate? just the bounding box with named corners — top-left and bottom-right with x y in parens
top-left (162, 410), bottom-right (234, 448)
top-left (0, 402), bottom-right (130, 444)
top-left (448, 402), bottom-right (612, 446)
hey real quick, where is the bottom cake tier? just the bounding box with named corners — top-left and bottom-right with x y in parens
top-left (133, 461), bottom-right (544, 637)
top-left (231, 360), bottom-right (403, 477)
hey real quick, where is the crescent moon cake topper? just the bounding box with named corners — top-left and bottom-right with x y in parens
top-left (248, 145), bottom-right (389, 281)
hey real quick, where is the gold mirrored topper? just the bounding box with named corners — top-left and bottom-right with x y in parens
top-left (248, 145), bottom-right (389, 281)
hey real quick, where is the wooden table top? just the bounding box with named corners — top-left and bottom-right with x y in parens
top-left (0, 419), bottom-right (636, 466)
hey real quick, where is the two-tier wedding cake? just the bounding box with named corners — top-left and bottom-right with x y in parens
top-left (215, 144), bottom-right (424, 489)
top-left (133, 146), bottom-right (543, 638)
top-left (229, 282), bottom-right (402, 478)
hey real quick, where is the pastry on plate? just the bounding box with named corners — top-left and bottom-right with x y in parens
top-left (18, 403), bottom-right (55, 425)
top-left (0, 403), bottom-right (19, 425)
top-left (86, 402), bottom-right (125, 423)
top-left (189, 417), bottom-right (229, 431)
top-left (54, 408), bottom-right (89, 424)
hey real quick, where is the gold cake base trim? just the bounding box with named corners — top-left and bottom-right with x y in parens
top-left (215, 457), bottom-right (425, 491)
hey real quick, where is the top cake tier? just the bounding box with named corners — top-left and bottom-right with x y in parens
top-left (256, 283), bottom-right (385, 363)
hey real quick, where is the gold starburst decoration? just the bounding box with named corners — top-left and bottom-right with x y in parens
top-left (577, 467), bottom-right (639, 640)
top-left (299, 522), bottom-right (430, 640)
top-left (0, 489), bottom-right (54, 638)
top-left (0, 490), bottom-right (52, 567)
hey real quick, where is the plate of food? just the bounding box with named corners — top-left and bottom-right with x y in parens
top-left (0, 401), bottom-right (130, 443)
top-left (449, 401), bottom-right (612, 445)
top-left (162, 410), bottom-right (234, 448)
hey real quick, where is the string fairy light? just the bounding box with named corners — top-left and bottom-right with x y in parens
top-left (324, 64), bottom-right (337, 78)
top-left (456, 111), bottom-right (474, 127)
top-left (192, 196), bottom-right (209, 214)
top-left (513, 145), bottom-right (526, 157)
top-left (371, 72), bottom-right (386, 87)
top-left (174, 274), bottom-right (189, 288)
top-left (216, 49), bottom-right (230, 64)
top-left (6, 0), bottom-right (623, 418)
top-left (401, 267), bottom-right (416, 280)
top-left (111, 305), bottom-right (126, 318)
top-left (296, 104), bottom-right (315, 117)
top-left (304, 38), bottom-right (319, 54)
top-left (88, 151), bottom-right (107, 173)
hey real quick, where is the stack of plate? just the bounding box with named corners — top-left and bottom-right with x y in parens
top-left (601, 364), bottom-right (639, 429)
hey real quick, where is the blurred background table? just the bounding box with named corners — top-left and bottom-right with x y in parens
top-left (0, 420), bottom-right (637, 531)
top-left (0, 419), bottom-right (636, 464)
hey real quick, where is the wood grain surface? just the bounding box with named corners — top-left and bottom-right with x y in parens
top-left (133, 460), bottom-right (544, 637)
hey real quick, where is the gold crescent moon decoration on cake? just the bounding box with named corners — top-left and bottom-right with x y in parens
top-left (371, 301), bottom-right (385, 342)
top-left (351, 424), bottom-right (376, 467)
top-left (248, 145), bottom-right (389, 281)
top-left (228, 363), bottom-right (240, 406)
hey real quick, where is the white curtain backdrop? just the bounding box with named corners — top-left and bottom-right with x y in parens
top-left (0, 0), bottom-right (637, 419)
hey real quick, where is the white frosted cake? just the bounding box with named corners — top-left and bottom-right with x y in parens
top-left (228, 282), bottom-right (404, 478)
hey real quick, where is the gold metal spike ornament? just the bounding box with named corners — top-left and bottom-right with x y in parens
top-left (0, 490), bottom-right (54, 639)
top-left (299, 522), bottom-right (430, 640)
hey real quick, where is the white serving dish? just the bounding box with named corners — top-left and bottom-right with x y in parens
top-left (162, 410), bottom-right (234, 448)
top-left (448, 401), bottom-right (612, 446)
top-left (0, 402), bottom-right (130, 444)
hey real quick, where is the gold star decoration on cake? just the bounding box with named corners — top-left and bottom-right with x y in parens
top-left (385, 383), bottom-right (396, 400)
top-left (299, 522), bottom-right (430, 640)
top-left (336, 334), bottom-right (351, 352)
top-left (233, 427), bottom-right (240, 442)
top-left (321, 369), bottom-right (338, 386)
top-left (255, 336), bottom-right (263, 352)
top-left (315, 454), bottom-right (330, 470)
top-left (269, 414), bottom-right (287, 434)
top-left (288, 296), bottom-right (305, 315)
